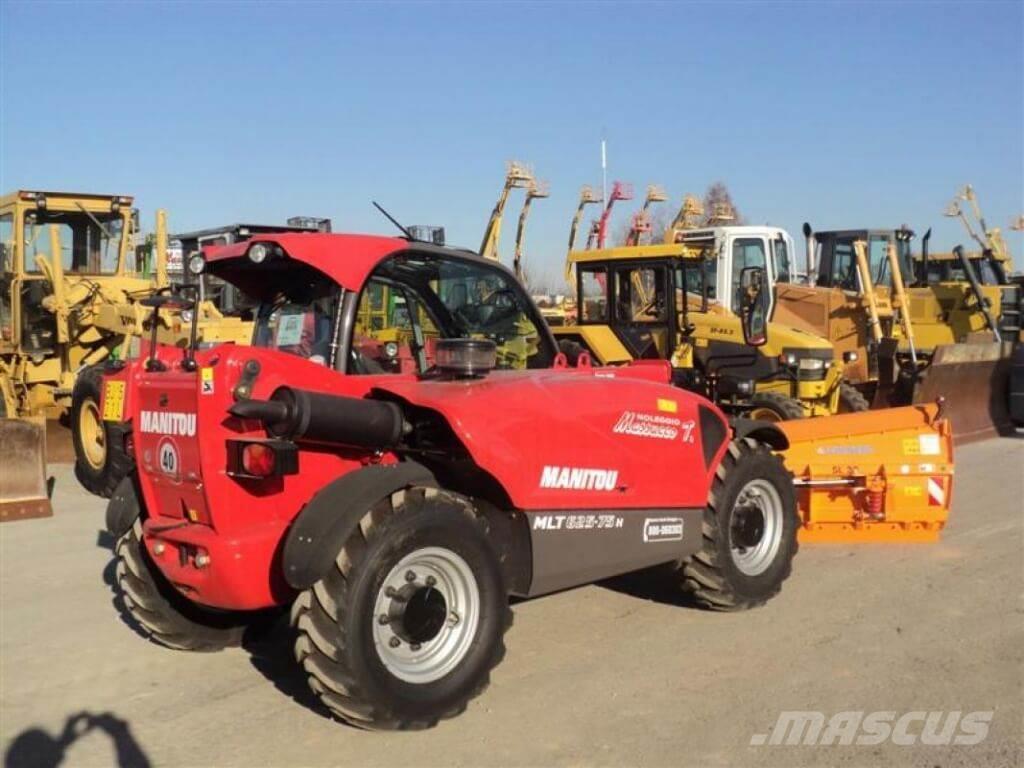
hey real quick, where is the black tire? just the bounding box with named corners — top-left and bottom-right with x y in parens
top-left (678, 439), bottom-right (798, 610)
top-left (838, 382), bottom-right (870, 413)
top-left (292, 489), bottom-right (511, 730)
top-left (115, 521), bottom-right (250, 651)
top-left (747, 391), bottom-right (805, 421)
top-left (72, 365), bottom-right (134, 498)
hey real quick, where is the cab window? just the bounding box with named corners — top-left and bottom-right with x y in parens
top-left (613, 266), bottom-right (667, 323)
top-left (579, 267), bottom-right (608, 322)
top-left (868, 235), bottom-right (891, 287)
top-left (253, 277), bottom-right (339, 365)
top-left (772, 237), bottom-right (792, 283)
top-left (731, 238), bottom-right (766, 309)
top-left (23, 209), bottom-right (125, 274)
top-left (830, 240), bottom-right (859, 290)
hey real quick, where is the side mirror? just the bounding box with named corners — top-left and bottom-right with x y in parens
top-left (739, 266), bottom-right (769, 347)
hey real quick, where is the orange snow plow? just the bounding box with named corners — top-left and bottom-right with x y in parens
top-left (779, 402), bottom-right (954, 543)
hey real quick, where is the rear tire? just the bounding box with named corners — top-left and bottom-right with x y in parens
top-left (115, 521), bottom-right (250, 651)
top-left (747, 392), bottom-right (805, 421)
top-left (838, 382), bottom-right (870, 413)
top-left (678, 439), bottom-right (798, 610)
top-left (72, 365), bottom-right (133, 498)
top-left (291, 490), bottom-right (511, 729)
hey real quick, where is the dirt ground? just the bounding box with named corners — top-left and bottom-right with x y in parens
top-left (1, 436), bottom-right (1022, 768)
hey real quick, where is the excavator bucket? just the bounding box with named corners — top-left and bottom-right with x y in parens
top-left (778, 403), bottom-right (953, 543)
top-left (911, 342), bottom-right (1011, 444)
top-left (0, 416), bottom-right (53, 522)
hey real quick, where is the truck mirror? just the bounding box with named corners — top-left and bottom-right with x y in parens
top-left (739, 266), bottom-right (768, 347)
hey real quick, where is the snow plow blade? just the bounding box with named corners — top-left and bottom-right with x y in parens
top-left (778, 403), bottom-right (953, 543)
top-left (0, 416), bottom-right (53, 522)
top-left (912, 342), bottom-right (1011, 444)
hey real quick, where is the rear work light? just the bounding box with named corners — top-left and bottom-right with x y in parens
top-left (226, 439), bottom-right (299, 479)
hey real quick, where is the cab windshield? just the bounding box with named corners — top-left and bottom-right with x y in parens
top-left (352, 252), bottom-right (554, 373)
top-left (23, 209), bottom-right (126, 274)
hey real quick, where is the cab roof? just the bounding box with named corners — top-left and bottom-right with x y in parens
top-left (568, 243), bottom-right (708, 265)
top-left (203, 232), bottom-right (477, 291)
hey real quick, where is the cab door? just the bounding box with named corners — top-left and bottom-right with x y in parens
top-left (725, 235), bottom-right (773, 318)
top-left (608, 262), bottom-right (673, 359)
top-left (0, 211), bottom-right (15, 353)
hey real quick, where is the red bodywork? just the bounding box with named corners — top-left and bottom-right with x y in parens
top-left (109, 234), bottom-right (731, 611)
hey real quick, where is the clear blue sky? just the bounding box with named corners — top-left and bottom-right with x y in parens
top-left (2, 1), bottom-right (1021, 286)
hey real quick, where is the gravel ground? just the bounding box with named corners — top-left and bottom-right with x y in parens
top-left (1, 436), bottom-right (1021, 767)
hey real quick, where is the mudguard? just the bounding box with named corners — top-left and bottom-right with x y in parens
top-left (729, 418), bottom-right (789, 451)
top-left (106, 475), bottom-right (142, 538)
top-left (281, 462), bottom-right (436, 590)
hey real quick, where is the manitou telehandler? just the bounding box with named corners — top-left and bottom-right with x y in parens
top-left (99, 229), bottom-right (952, 729)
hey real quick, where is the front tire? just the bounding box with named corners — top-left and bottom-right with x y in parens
top-left (291, 490), bottom-right (511, 729)
top-left (72, 365), bottom-right (133, 498)
top-left (678, 439), bottom-right (798, 610)
top-left (115, 521), bottom-right (250, 651)
top-left (838, 382), bottom-right (870, 413)
top-left (747, 391), bottom-right (805, 421)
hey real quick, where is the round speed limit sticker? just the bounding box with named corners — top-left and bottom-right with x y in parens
top-left (157, 438), bottom-right (180, 479)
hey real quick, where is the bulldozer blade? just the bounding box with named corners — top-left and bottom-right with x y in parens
top-left (0, 417), bottom-right (54, 522)
top-left (913, 342), bottom-right (1011, 444)
top-left (778, 403), bottom-right (953, 543)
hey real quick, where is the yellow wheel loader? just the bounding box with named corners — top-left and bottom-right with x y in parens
top-left (552, 239), bottom-right (860, 421)
top-left (0, 191), bottom-right (253, 517)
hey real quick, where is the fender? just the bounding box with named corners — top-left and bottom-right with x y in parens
top-left (281, 462), bottom-right (436, 590)
top-left (729, 418), bottom-right (790, 451)
top-left (106, 475), bottom-right (142, 538)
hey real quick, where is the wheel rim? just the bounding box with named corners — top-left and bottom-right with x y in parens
top-left (729, 478), bottom-right (784, 576)
top-left (79, 399), bottom-right (107, 470)
top-left (748, 407), bottom-right (782, 422)
top-left (372, 547), bottom-right (480, 684)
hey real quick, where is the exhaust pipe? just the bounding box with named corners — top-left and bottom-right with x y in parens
top-left (229, 387), bottom-right (406, 450)
top-left (802, 222), bottom-right (815, 284)
top-left (919, 228), bottom-right (931, 286)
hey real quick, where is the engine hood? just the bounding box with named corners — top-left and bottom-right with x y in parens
top-left (372, 367), bottom-right (727, 511)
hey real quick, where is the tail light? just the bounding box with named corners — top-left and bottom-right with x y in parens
top-left (227, 439), bottom-right (298, 479)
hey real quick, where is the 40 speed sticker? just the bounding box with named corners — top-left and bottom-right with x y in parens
top-left (156, 437), bottom-right (181, 480)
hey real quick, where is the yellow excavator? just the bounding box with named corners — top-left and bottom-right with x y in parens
top-left (0, 191), bottom-right (252, 519)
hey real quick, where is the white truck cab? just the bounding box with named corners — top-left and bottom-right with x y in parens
top-left (672, 226), bottom-right (797, 317)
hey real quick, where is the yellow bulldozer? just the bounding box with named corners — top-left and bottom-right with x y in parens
top-left (0, 191), bottom-right (252, 519)
top-left (771, 215), bottom-right (1021, 441)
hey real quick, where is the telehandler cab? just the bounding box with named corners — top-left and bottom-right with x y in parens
top-left (100, 231), bottom-right (953, 728)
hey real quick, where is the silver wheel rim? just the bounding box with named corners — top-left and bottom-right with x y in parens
top-left (729, 478), bottom-right (784, 576)
top-left (371, 546), bottom-right (480, 684)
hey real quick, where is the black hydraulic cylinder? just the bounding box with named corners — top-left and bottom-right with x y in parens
top-left (229, 387), bottom-right (404, 449)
